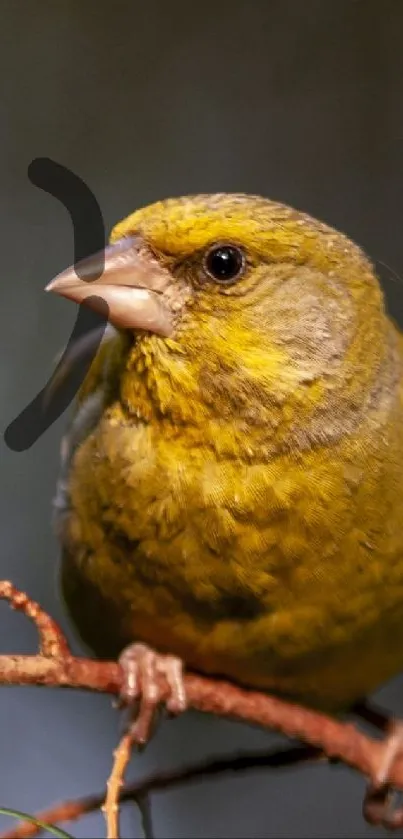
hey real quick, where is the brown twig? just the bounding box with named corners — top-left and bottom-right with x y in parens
top-left (0, 655), bottom-right (391, 781)
top-left (103, 730), bottom-right (137, 839)
top-left (0, 745), bottom-right (322, 839)
top-left (0, 582), bottom-right (69, 658)
top-left (0, 580), bottom-right (402, 836)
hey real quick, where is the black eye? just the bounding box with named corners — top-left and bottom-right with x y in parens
top-left (204, 244), bottom-right (245, 284)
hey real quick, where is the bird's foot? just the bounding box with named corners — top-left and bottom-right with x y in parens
top-left (364, 721), bottom-right (403, 829)
top-left (118, 642), bottom-right (187, 745)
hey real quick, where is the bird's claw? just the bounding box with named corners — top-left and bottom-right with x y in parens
top-left (363, 721), bottom-right (403, 829)
top-left (118, 642), bottom-right (187, 745)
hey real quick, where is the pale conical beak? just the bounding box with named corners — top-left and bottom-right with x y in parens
top-left (45, 236), bottom-right (174, 336)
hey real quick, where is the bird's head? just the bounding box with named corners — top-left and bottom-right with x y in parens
top-left (47, 194), bottom-right (390, 450)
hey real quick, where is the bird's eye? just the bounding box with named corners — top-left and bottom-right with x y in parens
top-left (204, 244), bottom-right (245, 284)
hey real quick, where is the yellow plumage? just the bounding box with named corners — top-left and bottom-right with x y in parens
top-left (53, 194), bottom-right (403, 711)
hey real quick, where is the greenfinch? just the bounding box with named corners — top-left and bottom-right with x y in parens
top-left (47, 194), bottom-right (403, 731)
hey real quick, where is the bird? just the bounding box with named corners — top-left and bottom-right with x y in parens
top-left (46, 193), bottom-right (403, 763)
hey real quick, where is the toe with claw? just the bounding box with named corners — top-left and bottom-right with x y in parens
top-left (118, 642), bottom-right (187, 745)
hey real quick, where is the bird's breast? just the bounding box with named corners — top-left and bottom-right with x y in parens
top-left (61, 403), bottom-right (403, 705)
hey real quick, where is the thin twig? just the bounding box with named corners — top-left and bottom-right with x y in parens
top-left (103, 731), bottom-right (136, 839)
top-left (0, 745), bottom-right (322, 839)
top-left (0, 582), bottom-right (69, 658)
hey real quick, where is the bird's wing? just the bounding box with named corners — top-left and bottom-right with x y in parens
top-left (51, 324), bottom-right (127, 521)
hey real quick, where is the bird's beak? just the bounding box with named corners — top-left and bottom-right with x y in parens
top-left (45, 236), bottom-right (174, 336)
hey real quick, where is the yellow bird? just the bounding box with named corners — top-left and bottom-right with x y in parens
top-left (47, 194), bottom-right (403, 752)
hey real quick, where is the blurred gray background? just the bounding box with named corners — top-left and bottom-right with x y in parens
top-left (1, 1), bottom-right (403, 836)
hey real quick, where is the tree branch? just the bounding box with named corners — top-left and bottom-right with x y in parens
top-left (1, 745), bottom-right (322, 839)
top-left (0, 580), bottom-right (402, 836)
